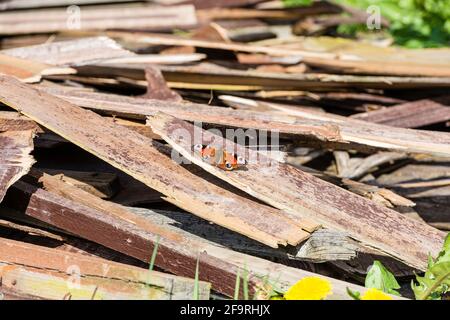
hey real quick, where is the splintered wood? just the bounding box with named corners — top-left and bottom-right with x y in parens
top-left (147, 112), bottom-right (446, 270)
top-left (0, 75), bottom-right (311, 248)
top-left (0, 129), bottom-right (35, 203)
top-left (1, 1), bottom-right (450, 301)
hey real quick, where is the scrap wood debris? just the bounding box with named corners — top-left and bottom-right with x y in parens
top-left (0, 0), bottom-right (449, 301)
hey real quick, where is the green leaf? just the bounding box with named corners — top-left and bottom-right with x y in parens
top-left (412, 233), bottom-right (450, 300)
top-left (412, 262), bottom-right (450, 300)
top-left (365, 260), bottom-right (401, 296)
top-left (234, 268), bottom-right (241, 300)
top-left (346, 287), bottom-right (361, 300)
top-left (282, 0), bottom-right (313, 8)
top-left (193, 255), bottom-right (200, 300)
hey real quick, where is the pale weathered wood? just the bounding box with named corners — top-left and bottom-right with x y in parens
top-left (40, 169), bottom-right (120, 199)
top-left (0, 75), bottom-right (311, 248)
top-left (219, 96), bottom-right (450, 157)
top-left (2, 37), bottom-right (134, 67)
top-left (0, 53), bottom-right (74, 82)
top-left (39, 87), bottom-right (450, 157)
top-left (0, 129), bottom-right (35, 203)
top-left (148, 112), bottom-right (446, 270)
top-left (0, 5), bottom-right (198, 35)
top-left (0, 237), bottom-right (210, 300)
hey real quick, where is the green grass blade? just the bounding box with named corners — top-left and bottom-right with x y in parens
top-left (149, 236), bottom-right (160, 272)
top-left (193, 255), bottom-right (200, 300)
top-left (234, 268), bottom-right (241, 300)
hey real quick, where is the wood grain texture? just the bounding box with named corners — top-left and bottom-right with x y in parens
top-left (352, 97), bottom-right (450, 128)
top-left (0, 53), bottom-right (74, 82)
top-left (2, 37), bottom-right (134, 67)
top-left (0, 129), bottom-right (35, 203)
top-left (43, 87), bottom-right (450, 157)
top-left (0, 75), bottom-right (309, 248)
top-left (148, 112), bottom-right (446, 270)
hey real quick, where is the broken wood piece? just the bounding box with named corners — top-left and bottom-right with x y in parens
top-left (0, 237), bottom-right (210, 300)
top-left (142, 66), bottom-right (182, 102)
top-left (351, 96), bottom-right (450, 128)
top-left (39, 169), bottom-right (120, 199)
top-left (0, 129), bottom-right (35, 203)
top-left (1, 36), bottom-right (135, 67)
top-left (147, 112), bottom-right (446, 270)
top-left (0, 53), bottom-right (75, 83)
top-left (0, 75), bottom-right (310, 248)
top-left (219, 96), bottom-right (450, 157)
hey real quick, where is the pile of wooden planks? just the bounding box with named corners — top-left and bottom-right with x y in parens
top-left (0, 0), bottom-right (449, 301)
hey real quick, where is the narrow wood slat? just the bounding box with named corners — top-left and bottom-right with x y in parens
top-left (352, 97), bottom-right (450, 128)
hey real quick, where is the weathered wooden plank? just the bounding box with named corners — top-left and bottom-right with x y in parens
top-left (0, 53), bottom-right (74, 82)
top-left (0, 129), bottom-right (35, 203)
top-left (12, 177), bottom-right (381, 299)
top-left (147, 112), bottom-right (446, 270)
top-left (352, 96), bottom-right (450, 128)
top-left (40, 87), bottom-right (450, 157)
top-left (76, 62), bottom-right (450, 89)
top-left (0, 237), bottom-right (210, 300)
top-left (0, 5), bottom-right (198, 35)
top-left (1, 37), bottom-right (134, 67)
top-left (40, 169), bottom-right (120, 199)
top-left (219, 96), bottom-right (450, 157)
top-left (0, 75), bottom-right (311, 248)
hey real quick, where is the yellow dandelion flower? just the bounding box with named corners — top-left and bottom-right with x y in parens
top-left (284, 276), bottom-right (332, 300)
top-left (361, 288), bottom-right (393, 300)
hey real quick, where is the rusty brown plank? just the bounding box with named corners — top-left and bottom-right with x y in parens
top-left (0, 75), bottom-right (310, 248)
top-left (148, 112), bottom-right (446, 271)
top-left (351, 96), bottom-right (450, 128)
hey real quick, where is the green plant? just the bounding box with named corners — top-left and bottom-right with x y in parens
top-left (193, 255), bottom-right (200, 300)
top-left (365, 260), bottom-right (401, 296)
top-left (149, 236), bottom-right (160, 272)
top-left (282, 0), bottom-right (450, 48)
top-left (412, 233), bottom-right (450, 300)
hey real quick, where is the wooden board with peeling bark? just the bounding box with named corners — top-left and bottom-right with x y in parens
top-left (147, 112), bottom-right (446, 271)
top-left (0, 74), bottom-right (312, 248)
